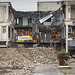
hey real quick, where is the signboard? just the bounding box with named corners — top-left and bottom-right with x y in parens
top-left (18, 36), bottom-right (29, 40)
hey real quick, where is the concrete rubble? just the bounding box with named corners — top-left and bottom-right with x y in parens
top-left (0, 47), bottom-right (58, 75)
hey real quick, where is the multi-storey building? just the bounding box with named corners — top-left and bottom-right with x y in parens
top-left (0, 2), bottom-right (15, 47)
top-left (61, 1), bottom-right (75, 55)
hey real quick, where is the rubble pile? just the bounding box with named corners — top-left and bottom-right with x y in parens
top-left (0, 47), bottom-right (58, 75)
top-left (18, 47), bottom-right (58, 64)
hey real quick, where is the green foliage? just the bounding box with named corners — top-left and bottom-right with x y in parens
top-left (57, 51), bottom-right (68, 57)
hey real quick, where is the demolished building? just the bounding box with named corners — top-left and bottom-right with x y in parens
top-left (38, 1), bottom-right (75, 55)
top-left (0, 1), bottom-right (75, 55)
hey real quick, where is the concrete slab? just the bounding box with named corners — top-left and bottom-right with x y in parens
top-left (31, 64), bottom-right (64, 75)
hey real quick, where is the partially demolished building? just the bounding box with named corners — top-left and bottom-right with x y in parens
top-left (0, 1), bottom-right (75, 55)
top-left (37, 1), bottom-right (75, 55)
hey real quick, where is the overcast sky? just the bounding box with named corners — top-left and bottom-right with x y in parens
top-left (0, 0), bottom-right (67, 11)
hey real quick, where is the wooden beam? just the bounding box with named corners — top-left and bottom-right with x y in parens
top-left (57, 66), bottom-right (72, 69)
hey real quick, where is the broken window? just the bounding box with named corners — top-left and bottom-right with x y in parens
top-left (17, 18), bottom-right (19, 24)
top-left (16, 18), bottom-right (22, 26)
top-left (28, 18), bottom-right (32, 25)
top-left (45, 18), bottom-right (51, 22)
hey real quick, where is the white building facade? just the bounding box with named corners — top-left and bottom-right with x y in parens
top-left (0, 2), bottom-right (15, 47)
top-left (64, 1), bottom-right (75, 53)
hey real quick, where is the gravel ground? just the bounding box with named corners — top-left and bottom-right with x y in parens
top-left (61, 59), bottom-right (75, 75)
top-left (0, 47), bottom-right (58, 75)
top-left (31, 64), bottom-right (64, 75)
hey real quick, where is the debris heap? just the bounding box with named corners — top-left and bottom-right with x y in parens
top-left (0, 47), bottom-right (58, 75)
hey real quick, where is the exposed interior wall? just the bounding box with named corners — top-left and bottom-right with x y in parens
top-left (23, 17), bottom-right (28, 26)
top-left (41, 32), bottom-right (45, 41)
top-left (46, 32), bottom-right (51, 41)
top-left (28, 17), bottom-right (32, 26)
top-left (44, 22), bottom-right (51, 25)
top-left (40, 31), bottom-right (52, 41)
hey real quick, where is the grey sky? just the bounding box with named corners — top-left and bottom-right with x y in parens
top-left (0, 0), bottom-right (66, 11)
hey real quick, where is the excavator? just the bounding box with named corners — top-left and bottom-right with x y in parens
top-left (14, 26), bottom-right (40, 45)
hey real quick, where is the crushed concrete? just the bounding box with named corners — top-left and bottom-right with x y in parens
top-left (0, 47), bottom-right (58, 75)
top-left (69, 58), bottom-right (75, 63)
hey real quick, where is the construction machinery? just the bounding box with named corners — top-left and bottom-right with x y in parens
top-left (14, 26), bottom-right (40, 45)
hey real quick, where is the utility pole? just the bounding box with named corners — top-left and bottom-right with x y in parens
top-left (66, 1), bottom-right (69, 53)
